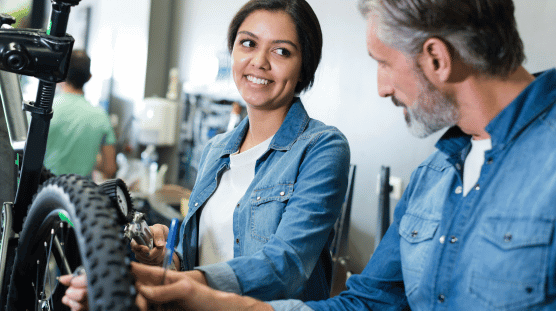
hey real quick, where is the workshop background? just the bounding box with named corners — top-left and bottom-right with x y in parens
top-left (24, 0), bottom-right (556, 277)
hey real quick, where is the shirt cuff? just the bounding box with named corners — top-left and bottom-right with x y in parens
top-left (268, 299), bottom-right (313, 311)
top-left (194, 262), bottom-right (241, 295)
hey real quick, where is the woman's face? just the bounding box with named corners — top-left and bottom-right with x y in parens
top-left (232, 9), bottom-right (302, 111)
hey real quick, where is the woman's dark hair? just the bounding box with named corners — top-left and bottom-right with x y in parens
top-left (227, 0), bottom-right (323, 93)
top-left (66, 50), bottom-right (91, 89)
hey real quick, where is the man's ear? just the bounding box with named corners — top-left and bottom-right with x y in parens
top-left (419, 37), bottom-right (452, 83)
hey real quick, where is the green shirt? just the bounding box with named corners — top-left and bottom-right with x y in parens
top-left (44, 93), bottom-right (116, 176)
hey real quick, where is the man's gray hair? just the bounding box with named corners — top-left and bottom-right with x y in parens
top-left (358, 0), bottom-right (525, 77)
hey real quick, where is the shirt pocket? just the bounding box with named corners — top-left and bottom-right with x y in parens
top-left (469, 216), bottom-right (554, 310)
top-left (398, 213), bottom-right (440, 297)
top-left (250, 184), bottom-right (293, 243)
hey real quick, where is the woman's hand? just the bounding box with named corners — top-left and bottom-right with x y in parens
top-left (131, 224), bottom-right (169, 266)
top-left (59, 273), bottom-right (88, 311)
top-left (132, 262), bottom-right (272, 311)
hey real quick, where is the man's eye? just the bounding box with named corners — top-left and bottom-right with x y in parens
top-left (241, 40), bottom-right (254, 48)
top-left (275, 48), bottom-right (291, 56)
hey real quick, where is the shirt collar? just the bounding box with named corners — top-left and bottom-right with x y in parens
top-left (222, 98), bottom-right (310, 155)
top-left (436, 68), bottom-right (556, 157)
top-left (486, 68), bottom-right (556, 149)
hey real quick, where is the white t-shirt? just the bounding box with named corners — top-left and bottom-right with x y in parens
top-left (463, 138), bottom-right (492, 196)
top-left (198, 136), bottom-right (273, 266)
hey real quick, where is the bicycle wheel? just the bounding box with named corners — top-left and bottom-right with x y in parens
top-left (6, 174), bottom-right (137, 311)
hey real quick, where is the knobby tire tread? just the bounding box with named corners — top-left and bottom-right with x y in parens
top-left (6, 174), bottom-right (136, 311)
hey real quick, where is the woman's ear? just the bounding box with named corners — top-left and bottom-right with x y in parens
top-left (419, 37), bottom-right (452, 83)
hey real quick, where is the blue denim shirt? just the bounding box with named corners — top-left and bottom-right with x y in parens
top-left (175, 99), bottom-right (351, 301)
top-left (270, 70), bottom-right (556, 310)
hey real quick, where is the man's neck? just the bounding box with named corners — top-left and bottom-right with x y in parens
top-left (60, 83), bottom-right (84, 95)
top-left (455, 66), bottom-right (535, 140)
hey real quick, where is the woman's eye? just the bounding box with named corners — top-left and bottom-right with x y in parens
top-left (240, 40), bottom-right (254, 48)
top-left (275, 48), bottom-right (291, 56)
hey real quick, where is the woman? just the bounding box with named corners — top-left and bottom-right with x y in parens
top-left (61, 0), bottom-right (350, 307)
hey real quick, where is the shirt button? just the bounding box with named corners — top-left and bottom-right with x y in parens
top-left (236, 239), bottom-right (240, 244)
top-left (487, 158), bottom-right (493, 165)
top-left (475, 184), bottom-right (481, 191)
top-left (280, 191), bottom-right (285, 196)
top-left (411, 230), bottom-right (418, 238)
top-left (525, 286), bottom-right (534, 294)
top-left (438, 294), bottom-right (445, 303)
top-left (504, 233), bottom-right (512, 242)
top-left (236, 203), bottom-right (240, 208)
top-left (439, 235), bottom-right (446, 244)
top-left (455, 163), bottom-right (462, 170)
top-left (256, 196), bottom-right (261, 201)
top-left (450, 236), bottom-right (458, 243)
top-left (194, 202), bottom-right (199, 207)
top-left (455, 186), bottom-right (463, 194)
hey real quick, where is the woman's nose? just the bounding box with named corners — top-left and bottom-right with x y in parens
top-left (251, 50), bottom-right (270, 70)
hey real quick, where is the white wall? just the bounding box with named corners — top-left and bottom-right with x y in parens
top-left (174, 0), bottom-right (556, 274)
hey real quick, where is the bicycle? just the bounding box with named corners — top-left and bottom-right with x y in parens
top-left (0, 1), bottom-right (145, 309)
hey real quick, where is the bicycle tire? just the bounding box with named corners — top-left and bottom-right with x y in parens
top-left (6, 174), bottom-right (137, 311)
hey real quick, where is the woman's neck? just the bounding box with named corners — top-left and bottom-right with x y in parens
top-left (239, 101), bottom-right (293, 153)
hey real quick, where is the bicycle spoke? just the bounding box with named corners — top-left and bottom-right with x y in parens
top-left (35, 259), bottom-right (40, 310)
top-left (60, 221), bottom-right (66, 254)
top-left (53, 235), bottom-right (71, 276)
top-left (43, 231), bottom-right (55, 298)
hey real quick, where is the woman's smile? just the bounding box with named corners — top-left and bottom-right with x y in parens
top-left (232, 10), bottom-right (302, 111)
top-left (246, 74), bottom-right (272, 85)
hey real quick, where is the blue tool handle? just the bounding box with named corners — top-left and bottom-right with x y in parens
top-left (164, 218), bottom-right (179, 267)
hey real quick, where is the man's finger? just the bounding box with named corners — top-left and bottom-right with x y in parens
top-left (59, 274), bottom-right (87, 288)
top-left (70, 274), bottom-right (88, 287)
top-left (59, 274), bottom-right (73, 286)
top-left (131, 262), bottom-right (164, 284)
top-left (65, 287), bottom-right (88, 302)
top-left (136, 279), bottom-right (194, 303)
top-left (135, 293), bottom-right (148, 311)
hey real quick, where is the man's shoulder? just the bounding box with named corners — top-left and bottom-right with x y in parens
top-left (416, 148), bottom-right (452, 172)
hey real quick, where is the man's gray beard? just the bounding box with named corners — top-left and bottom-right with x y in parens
top-left (405, 71), bottom-right (460, 138)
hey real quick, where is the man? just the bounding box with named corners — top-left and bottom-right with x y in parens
top-left (44, 50), bottom-right (117, 179)
top-left (63, 0), bottom-right (556, 309)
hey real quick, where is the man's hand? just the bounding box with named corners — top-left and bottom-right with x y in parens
top-left (131, 262), bottom-right (274, 311)
top-left (59, 273), bottom-right (88, 311)
top-left (131, 224), bottom-right (168, 266)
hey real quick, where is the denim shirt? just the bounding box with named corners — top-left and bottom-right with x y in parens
top-left (175, 99), bottom-right (351, 301)
top-left (270, 70), bottom-right (556, 310)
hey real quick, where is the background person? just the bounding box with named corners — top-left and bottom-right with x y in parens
top-left (60, 0), bottom-right (350, 309)
top-left (126, 0), bottom-right (556, 310)
top-left (43, 50), bottom-right (117, 179)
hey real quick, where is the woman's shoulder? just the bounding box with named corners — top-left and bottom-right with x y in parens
top-left (205, 129), bottom-right (236, 149)
top-left (301, 118), bottom-right (348, 142)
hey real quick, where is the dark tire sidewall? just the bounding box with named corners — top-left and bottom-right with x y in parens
top-left (7, 175), bottom-right (136, 310)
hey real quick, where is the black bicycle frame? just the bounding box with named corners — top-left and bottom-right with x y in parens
top-left (0, 0), bottom-right (80, 305)
top-left (0, 0), bottom-right (79, 232)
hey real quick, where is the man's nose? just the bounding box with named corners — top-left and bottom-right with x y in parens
top-left (377, 69), bottom-right (393, 98)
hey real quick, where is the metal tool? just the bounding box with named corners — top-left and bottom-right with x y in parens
top-left (123, 212), bottom-right (154, 250)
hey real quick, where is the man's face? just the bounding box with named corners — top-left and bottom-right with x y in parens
top-left (366, 18), bottom-right (459, 138)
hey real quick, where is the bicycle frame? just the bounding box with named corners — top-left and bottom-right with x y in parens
top-left (0, 0), bottom-right (80, 304)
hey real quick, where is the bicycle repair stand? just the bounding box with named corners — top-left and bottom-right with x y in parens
top-left (0, 0), bottom-right (80, 306)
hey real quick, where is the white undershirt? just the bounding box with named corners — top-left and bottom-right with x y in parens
top-left (463, 138), bottom-right (492, 196)
top-left (198, 135), bottom-right (273, 266)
